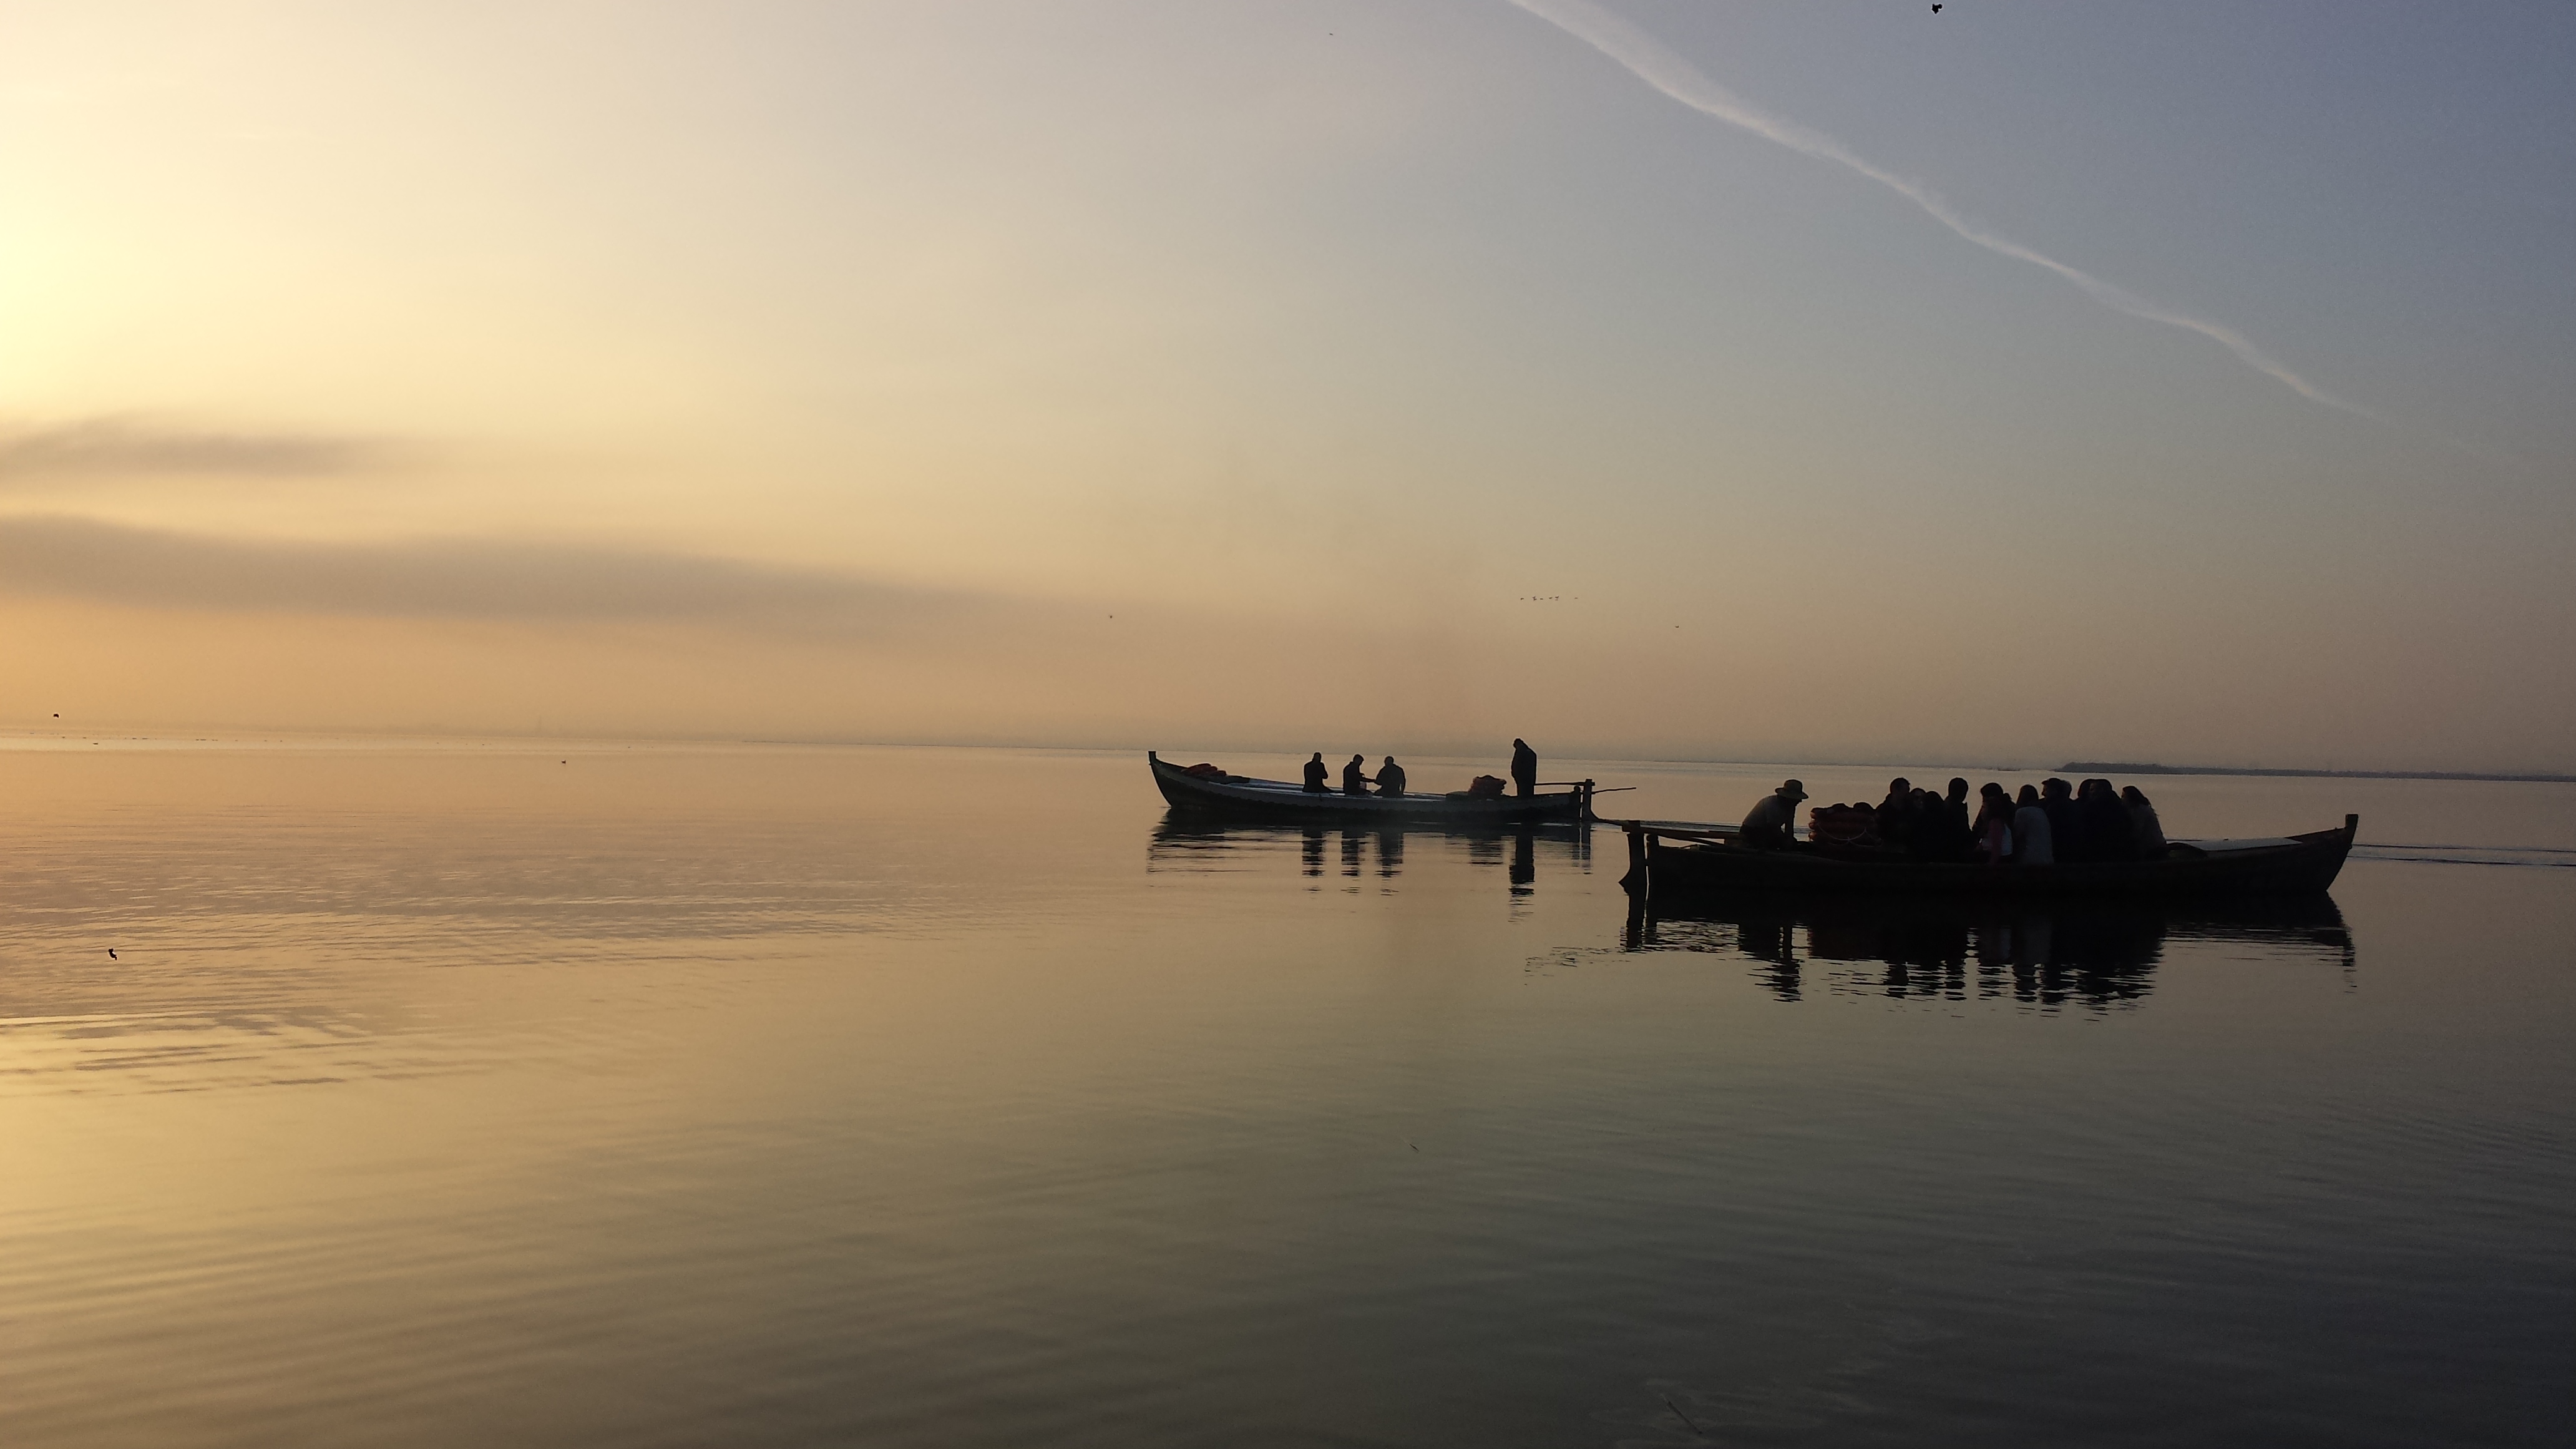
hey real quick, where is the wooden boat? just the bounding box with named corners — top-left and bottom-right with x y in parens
top-left (1619, 814), bottom-right (2357, 900)
top-left (1149, 751), bottom-right (1595, 822)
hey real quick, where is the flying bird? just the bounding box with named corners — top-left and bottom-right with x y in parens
top-left (1931, 4), bottom-right (1942, 11)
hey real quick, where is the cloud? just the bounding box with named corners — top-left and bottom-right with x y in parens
top-left (0, 416), bottom-right (386, 484)
top-left (0, 515), bottom-right (979, 635)
top-left (1508, 0), bottom-right (2371, 418)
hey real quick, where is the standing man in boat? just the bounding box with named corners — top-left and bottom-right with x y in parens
top-left (1342, 754), bottom-right (1371, 796)
top-left (1740, 779), bottom-right (1807, 851)
top-left (1373, 756), bottom-right (1408, 798)
top-left (1302, 753), bottom-right (1331, 794)
top-left (1511, 738), bottom-right (1539, 799)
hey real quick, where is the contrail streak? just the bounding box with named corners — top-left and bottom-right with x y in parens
top-left (1510, 0), bottom-right (2370, 418)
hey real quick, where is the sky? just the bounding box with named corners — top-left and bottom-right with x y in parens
top-left (4, 0), bottom-right (2572, 769)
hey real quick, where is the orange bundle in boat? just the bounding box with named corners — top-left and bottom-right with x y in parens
top-left (1808, 805), bottom-right (1876, 844)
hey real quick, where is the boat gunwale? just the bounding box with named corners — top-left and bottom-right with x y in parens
top-left (1621, 814), bottom-right (2356, 899)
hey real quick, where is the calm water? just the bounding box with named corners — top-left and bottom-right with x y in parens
top-left (4, 744), bottom-right (2570, 1447)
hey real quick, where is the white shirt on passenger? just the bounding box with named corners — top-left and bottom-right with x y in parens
top-left (2011, 804), bottom-right (2054, 866)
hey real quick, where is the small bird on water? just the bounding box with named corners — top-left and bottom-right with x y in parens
top-left (107, 949), bottom-right (117, 959)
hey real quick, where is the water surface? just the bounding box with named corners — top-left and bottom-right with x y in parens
top-left (4, 744), bottom-right (2569, 1447)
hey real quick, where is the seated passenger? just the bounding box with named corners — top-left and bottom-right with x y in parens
top-left (1373, 756), bottom-right (1408, 798)
top-left (1972, 783), bottom-right (2014, 865)
top-left (2122, 786), bottom-right (2167, 857)
top-left (2060, 778), bottom-right (2095, 860)
top-left (1903, 782), bottom-right (1964, 862)
top-left (1903, 788), bottom-right (1941, 859)
top-left (1740, 779), bottom-right (1809, 851)
top-left (1302, 752), bottom-right (1330, 794)
top-left (2076, 778), bottom-right (2134, 861)
top-left (1875, 778), bottom-right (1913, 848)
top-left (1943, 778), bottom-right (1975, 860)
top-left (2012, 784), bottom-right (2055, 866)
top-left (1342, 754), bottom-right (1370, 796)
top-left (2039, 778), bottom-right (2078, 860)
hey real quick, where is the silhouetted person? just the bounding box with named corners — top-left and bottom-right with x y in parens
top-left (1943, 778), bottom-right (1974, 859)
top-left (1904, 783), bottom-right (1963, 862)
top-left (1973, 783), bottom-right (2014, 864)
top-left (1302, 752), bottom-right (1330, 793)
top-left (1342, 754), bottom-right (1370, 796)
top-left (1373, 756), bottom-right (1408, 798)
top-left (1902, 788), bottom-right (1938, 859)
top-left (2122, 786), bottom-right (2167, 857)
top-left (1875, 778), bottom-right (1913, 846)
top-left (1511, 738), bottom-right (1539, 798)
top-left (2039, 778), bottom-right (2078, 861)
top-left (2076, 778), bottom-right (2134, 861)
top-left (2013, 784), bottom-right (2055, 866)
top-left (1740, 779), bottom-right (1808, 851)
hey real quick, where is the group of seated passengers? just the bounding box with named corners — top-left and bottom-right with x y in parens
top-left (1754, 775), bottom-right (2167, 864)
top-left (1303, 752), bottom-right (1408, 798)
top-left (1297, 740), bottom-right (1539, 800)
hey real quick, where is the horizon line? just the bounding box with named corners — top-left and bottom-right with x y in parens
top-left (2, 724), bottom-right (2566, 783)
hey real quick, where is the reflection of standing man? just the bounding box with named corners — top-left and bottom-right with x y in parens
top-left (1510, 738), bottom-right (1539, 798)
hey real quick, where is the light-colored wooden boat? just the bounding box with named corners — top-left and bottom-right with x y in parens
top-left (1149, 752), bottom-right (1594, 822)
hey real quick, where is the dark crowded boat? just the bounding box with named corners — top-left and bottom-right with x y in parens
top-left (1618, 773), bottom-right (2356, 900)
top-left (1149, 751), bottom-right (1597, 823)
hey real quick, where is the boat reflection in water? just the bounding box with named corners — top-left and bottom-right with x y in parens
top-left (1148, 814), bottom-right (1588, 895)
top-left (1625, 891), bottom-right (2354, 1008)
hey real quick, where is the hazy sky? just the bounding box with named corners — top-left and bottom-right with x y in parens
top-left (5, 1), bottom-right (2572, 768)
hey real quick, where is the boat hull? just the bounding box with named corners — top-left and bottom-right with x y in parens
top-left (1630, 816), bottom-right (2356, 900)
top-left (1149, 753), bottom-right (1589, 823)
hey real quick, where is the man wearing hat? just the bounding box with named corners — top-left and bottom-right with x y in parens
top-left (1739, 779), bottom-right (1808, 851)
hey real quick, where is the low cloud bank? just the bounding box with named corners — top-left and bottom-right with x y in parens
top-left (0, 417), bottom-right (385, 484)
top-left (0, 516), bottom-right (975, 634)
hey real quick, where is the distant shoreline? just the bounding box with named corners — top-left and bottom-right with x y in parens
top-left (4, 728), bottom-right (2570, 783)
top-left (2060, 762), bottom-right (2576, 786)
